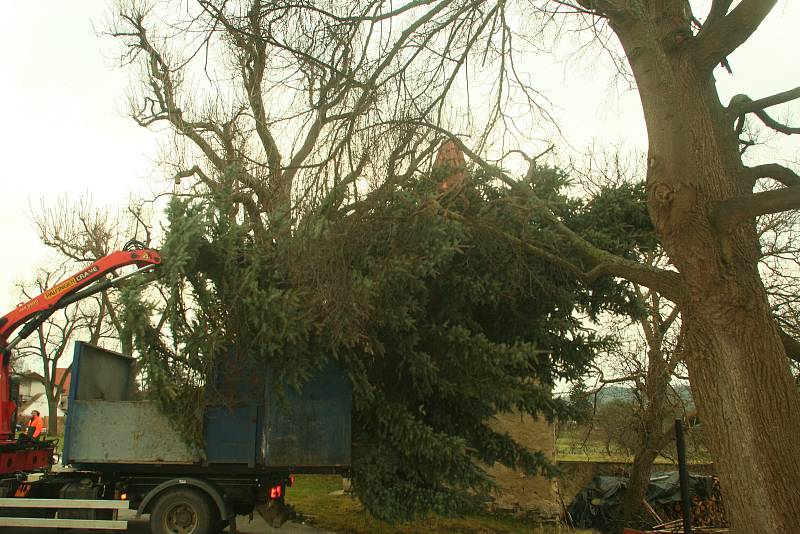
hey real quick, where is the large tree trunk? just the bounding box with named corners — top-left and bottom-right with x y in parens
top-left (620, 344), bottom-right (673, 531)
top-left (46, 391), bottom-right (58, 436)
top-left (682, 299), bottom-right (800, 531)
top-left (610, 8), bottom-right (800, 533)
top-left (620, 443), bottom-right (663, 531)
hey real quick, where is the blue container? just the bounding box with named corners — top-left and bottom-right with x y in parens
top-left (64, 342), bottom-right (351, 471)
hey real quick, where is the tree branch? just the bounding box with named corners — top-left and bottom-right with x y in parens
top-left (240, 2), bottom-right (284, 182)
top-left (779, 327), bottom-right (800, 364)
top-left (728, 90), bottom-right (800, 136)
top-left (583, 260), bottom-right (684, 304)
top-left (597, 373), bottom-right (643, 386)
top-left (751, 109), bottom-right (800, 135)
top-left (572, 0), bottom-right (627, 18)
top-left (124, 16), bottom-right (227, 172)
top-left (90, 294), bottom-right (106, 345)
top-left (713, 186), bottom-right (800, 234)
top-left (729, 86), bottom-right (800, 116)
top-left (175, 165), bottom-right (267, 241)
top-left (417, 126), bottom-right (686, 302)
top-left (746, 164), bottom-right (800, 188)
top-left (122, 12), bottom-right (274, 215)
top-left (704, 0), bottom-right (734, 28)
top-left (692, 0), bottom-right (778, 71)
top-left (469, 167), bottom-right (682, 298)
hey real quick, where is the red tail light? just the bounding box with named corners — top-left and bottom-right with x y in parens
top-left (269, 485), bottom-right (282, 499)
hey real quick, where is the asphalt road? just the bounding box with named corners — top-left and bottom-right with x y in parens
top-left (3, 509), bottom-right (326, 534)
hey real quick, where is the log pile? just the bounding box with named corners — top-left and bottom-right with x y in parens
top-left (628, 522), bottom-right (729, 534)
top-left (650, 476), bottom-right (727, 531)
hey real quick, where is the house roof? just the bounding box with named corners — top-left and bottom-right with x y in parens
top-left (54, 367), bottom-right (71, 395)
top-left (15, 368), bottom-right (71, 395)
top-left (17, 371), bottom-right (45, 382)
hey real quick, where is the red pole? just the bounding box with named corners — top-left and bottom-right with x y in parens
top-left (0, 350), bottom-right (16, 442)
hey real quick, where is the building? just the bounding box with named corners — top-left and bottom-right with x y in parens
top-left (15, 368), bottom-right (71, 433)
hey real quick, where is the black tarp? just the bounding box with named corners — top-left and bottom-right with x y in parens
top-left (567, 476), bottom-right (628, 530)
top-left (567, 471), bottom-right (714, 530)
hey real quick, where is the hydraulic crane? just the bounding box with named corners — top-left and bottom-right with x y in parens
top-left (0, 240), bottom-right (160, 474)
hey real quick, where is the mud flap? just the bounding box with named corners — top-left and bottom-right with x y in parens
top-left (256, 499), bottom-right (294, 528)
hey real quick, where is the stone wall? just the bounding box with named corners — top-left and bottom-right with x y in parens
top-left (479, 413), bottom-right (716, 519)
top-left (482, 412), bottom-right (559, 517)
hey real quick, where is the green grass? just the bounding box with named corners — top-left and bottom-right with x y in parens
top-left (555, 435), bottom-right (712, 464)
top-left (285, 475), bottom-right (594, 534)
top-left (556, 435), bottom-right (635, 462)
top-left (50, 433), bottom-right (65, 455)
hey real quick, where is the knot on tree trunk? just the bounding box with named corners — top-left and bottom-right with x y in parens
top-left (647, 181), bottom-right (701, 245)
top-left (652, 183), bottom-right (674, 204)
top-left (662, 27), bottom-right (693, 52)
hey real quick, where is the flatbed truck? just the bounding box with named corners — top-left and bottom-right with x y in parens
top-left (0, 243), bottom-right (352, 533)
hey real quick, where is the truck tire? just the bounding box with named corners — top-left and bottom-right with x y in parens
top-left (149, 488), bottom-right (213, 534)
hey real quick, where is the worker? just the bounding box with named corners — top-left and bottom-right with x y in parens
top-left (27, 410), bottom-right (44, 440)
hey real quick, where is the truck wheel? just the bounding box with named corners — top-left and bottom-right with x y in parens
top-left (149, 488), bottom-right (213, 534)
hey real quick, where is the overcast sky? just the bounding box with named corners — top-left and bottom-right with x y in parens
top-left (0, 1), bottom-right (797, 318)
top-left (0, 2), bottom-right (162, 311)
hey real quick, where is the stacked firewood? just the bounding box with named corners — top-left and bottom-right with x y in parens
top-left (651, 476), bottom-right (727, 530)
top-left (644, 520), bottom-right (729, 534)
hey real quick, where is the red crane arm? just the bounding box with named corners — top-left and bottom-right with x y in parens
top-left (0, 242), bottom-right (161, 444)
top-left (0, 246), bottom-right (161, 349)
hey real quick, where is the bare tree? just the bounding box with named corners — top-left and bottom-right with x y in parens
top-left (758, 200), bottom-right (800, 368)
top-left (106, 0), bottom-right (522, 233)
top-left (106, 1), bottom-right (800, 530)
top-left (34, 197), bottom-right (154, 354)
top-left (14, 265), bottom-right (108, 435)
top-left (588, 272), bottom-right (688, 529)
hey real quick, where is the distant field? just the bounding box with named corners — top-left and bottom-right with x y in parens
top-left (556, 432), bottom-right (712, 464)
top-left (286, 475), bottom-right (595, 534)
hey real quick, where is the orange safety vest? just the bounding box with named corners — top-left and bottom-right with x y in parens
top-left (30, 416), bottom-right (44, 438)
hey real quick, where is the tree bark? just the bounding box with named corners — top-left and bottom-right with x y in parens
top-left (46, 390), bottom-right (58, 436)
top-left (620, 443), bottom-right (664, 531)
top-left (121, 332), bottom-right (133, 357)
top-left (608, 4), bottom-right (800, 532)
top-left (680, 302), bottom-right (800, 532)
top-left (619, 343), bottom-right (674, 531)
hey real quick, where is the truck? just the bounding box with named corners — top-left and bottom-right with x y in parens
top-left (0, 241), bottom-right (352, 533)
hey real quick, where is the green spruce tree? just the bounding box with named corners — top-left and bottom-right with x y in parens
top-left (122, 165), bottom-right (653, 522)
